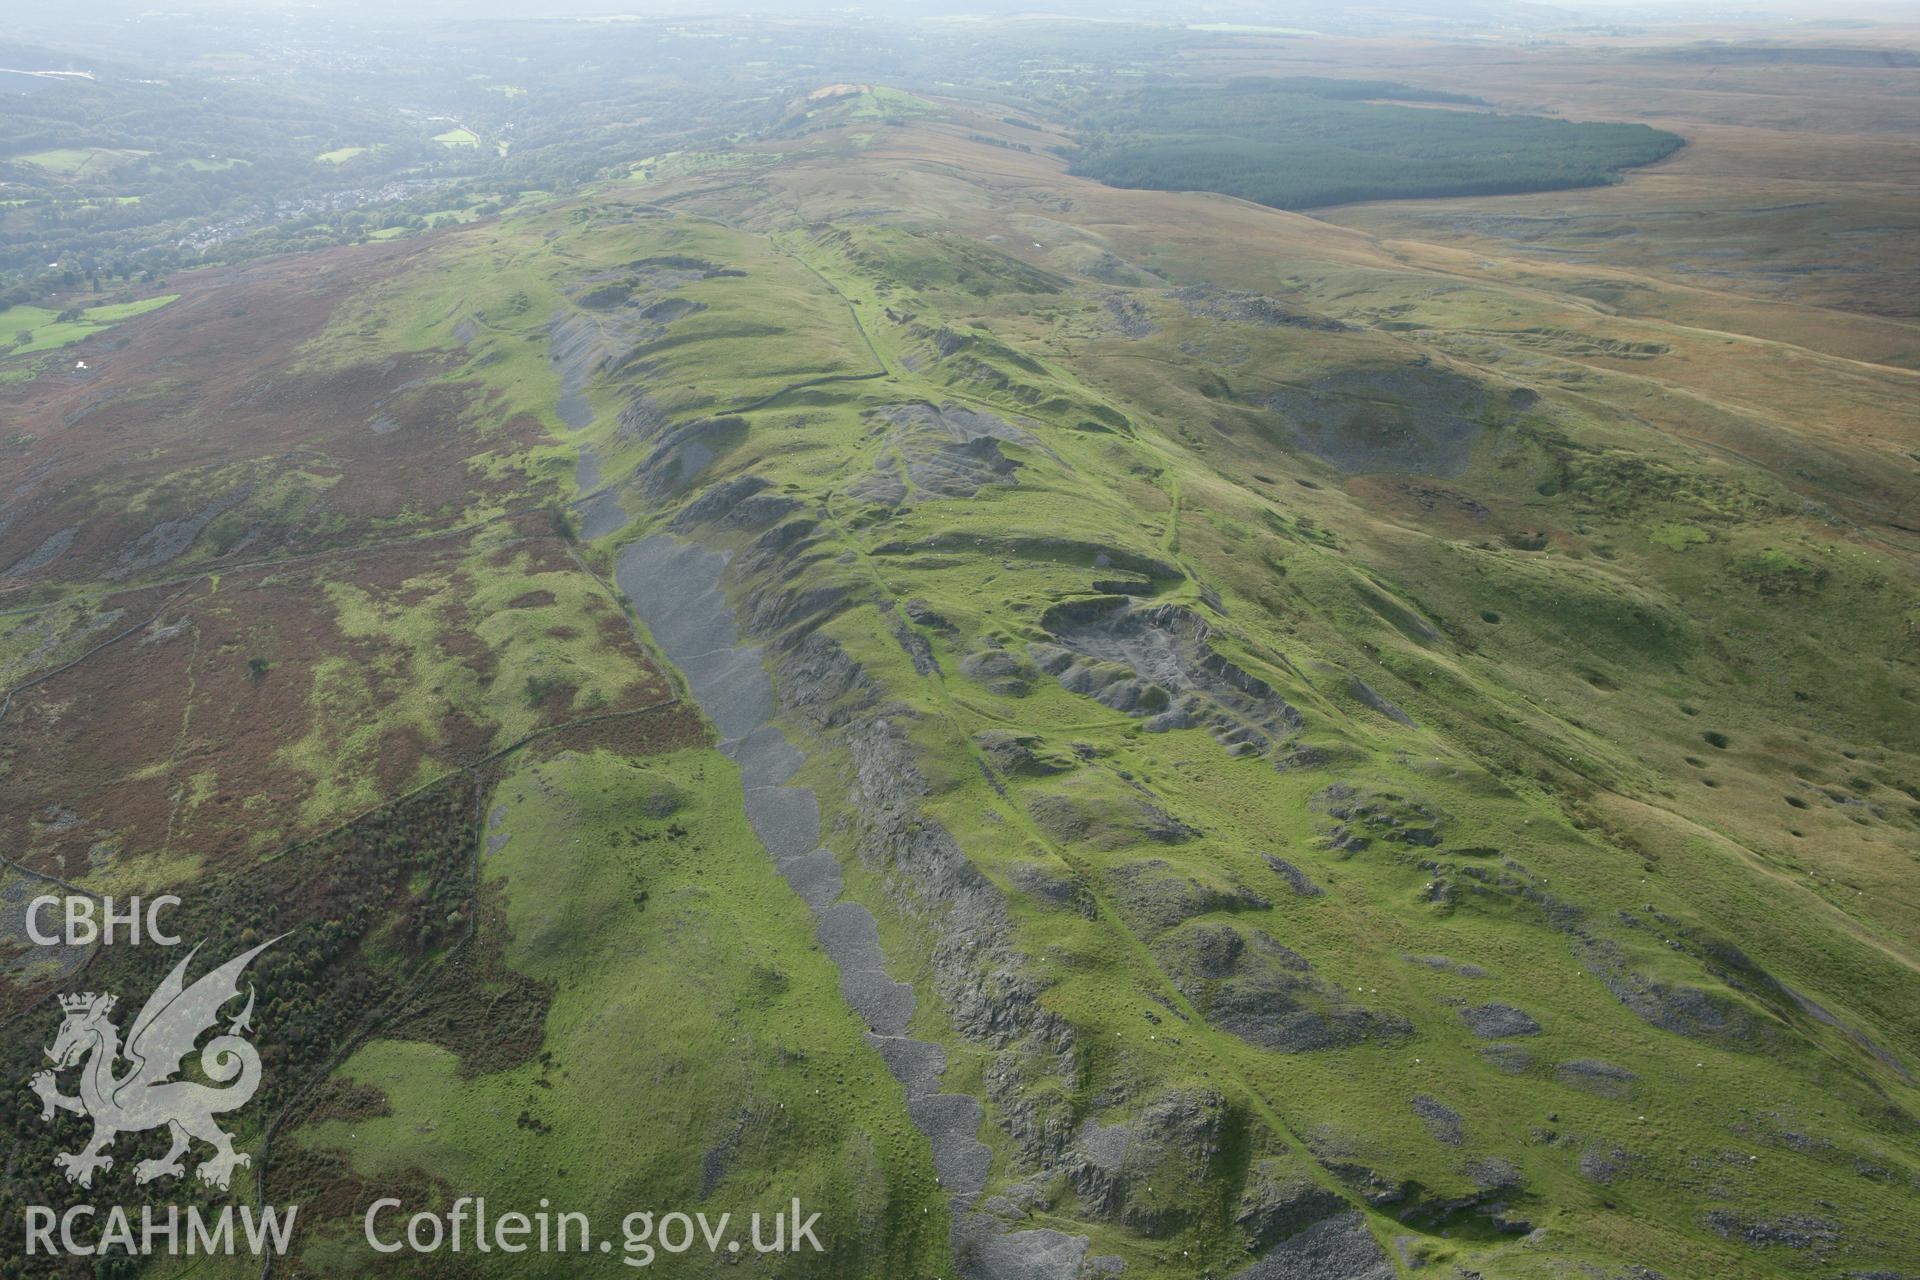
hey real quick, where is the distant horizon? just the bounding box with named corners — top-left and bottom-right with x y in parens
top-left (7, 0), bottom-right (1920, 30)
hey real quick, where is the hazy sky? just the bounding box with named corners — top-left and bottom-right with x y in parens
top-left (10, 0), bottom-right (1920, 18)
top-left (6, 0), bottom-right (1917, 34)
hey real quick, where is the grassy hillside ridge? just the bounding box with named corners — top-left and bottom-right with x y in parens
top-left (582, 98), bottom-right (1918, 1277)
top-left (0, 43), bottom-right (1914, 1280)
top-left (205, 96), bottom-right (1882, 1274)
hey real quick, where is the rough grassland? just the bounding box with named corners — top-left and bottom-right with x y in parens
top-left (0, 292), bottom-right (175, 355)
top-left (501, 99), bottom-right (1913, 1277)
top-left (249, 163), bottom-right (1885, 1266)
top-left (1, 59), bottom-right (1916, 1280)
top-left (288, 747), bottom-right (946, 1278)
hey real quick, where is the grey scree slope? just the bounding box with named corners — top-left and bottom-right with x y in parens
top-left (614, 534), bottom-right (1088, 1280)
top-left (572, 443), bottom-right (630, 543)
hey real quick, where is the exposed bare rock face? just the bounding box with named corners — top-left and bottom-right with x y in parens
top-left (847, 400), bottom-right (1052, 507)
top-left (1031, 598), bottom-right (1303, 758)
top-left (1157, 922), bottom-right (1413, 1053)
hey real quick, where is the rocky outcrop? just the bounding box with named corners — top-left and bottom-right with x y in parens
top-left (1030, 796), bottom-right (1200, 853)
top-left (846, 400), bottom-right (1058, 508)
top-left (633, 414), bottom-right (747, 499)
top-left (668, 473), bottom-right (802, 534)
top-left (1580, 1146), bottom-right (1639, 1184)
top-left (1460, 1002), bottom-right (1543, 1039)
top-left (1230, 1211), bottom-right (1395, 1280)
top-left (1411, 1094), bottom-right (1465, 1147)
top-left (615, 534), bottom-right (1084, 1276)
top-left (1031, 599), bottom-right (1302, 758)
top-left (1060, 1089), bottom-right (1233, 1237)
top-left (1557, 1058), bottom-right (1638, 1099)
top-left (1261, 855), bottom-right (1325, 898)
top-left (1449, 855), bottom-right (1795, 1057)
top-left (1479, 1043), bottom-right (1534, 1074)
top-left (1575, 932), bottom-right (1779, 1052)
top-left (961, 645), bottom-right (1037, 697)
top-left (1157, 922), bottom-right (1412, 1053)
top-left (1235, 1161), bottom-right (1347, 1251)
top-left (1704, 1209), bottom-right (1843, 1254)
top-left (1314, 783), bottom-right (1444, 851)
top-left (1007, 863), bottom-right (1096, 919)
top-left (1106, 861), bottom-right (1268, 932)
top-left (974, 731), bottom-right (1073, 777)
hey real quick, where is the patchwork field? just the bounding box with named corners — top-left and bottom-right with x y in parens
top-left (9, 147), bottom-right (152, 178)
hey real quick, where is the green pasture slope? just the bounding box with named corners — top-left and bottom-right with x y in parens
top-left (222, 152), bottom-right (1920, 1280)
top-left (13, 96), bottom-right (1901, 1276)
top-left (0, 292), bottom-right (176, 357)
top-left (292, 747), bottom-right (945, 1278)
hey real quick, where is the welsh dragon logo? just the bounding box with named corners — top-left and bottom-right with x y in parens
top-left (30, 937), bottom-right (279, 1192)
